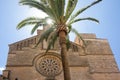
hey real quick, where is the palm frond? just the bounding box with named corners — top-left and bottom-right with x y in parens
top-left (70, 0), bottom-right (102, 21)
top-left (40, 0), bottom-right (48, 5)
top-left (46, 31), bottom-right (58, 53)
top-left (66, 35), bottom-right (70, 51)
top-left (19, 0), bottom-right (56, 21)
top-left (47, 0), bottom-right (60, 23)
top-left (20, 0), bottom-right (45, 11)
top-left (31, 23), bottom-right (42, 34)
top-left (17, 17), bottom-right (44, 29)
top-left (67, 25), bottom-right (72, 33)
top-left (60, 0), bottom-right (65, 17)
top-left (18, 0), bottom-right (102, 53)
top-left (56, 0), bottom-right (65, 19)
top-left (35, 26), bottom-right (55, 47)
top-left (71, 28), bottom-right (86, 47)
top-left (65, 0), bottom-right (78, 22)
top-left (68, 17), bottom-right (99, 25)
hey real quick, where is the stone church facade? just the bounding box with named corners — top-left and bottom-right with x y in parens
top-left (1, 28), bottom-right (120, 80)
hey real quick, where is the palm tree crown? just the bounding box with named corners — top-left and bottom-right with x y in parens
top-left (17, 0), bottom-right (102, 80)
top-left (17, 0), bottom-right (101, 50)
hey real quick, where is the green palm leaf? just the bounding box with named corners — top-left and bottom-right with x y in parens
top-left (46, 31), bottom-right (58, 53)
top-left (55, 0), bottom-right (65, 19)
top-left (17, 17), bottom-right (44, 29)
top-left (66, 35), bottom-right (70, 50)
top-left (20, 0), bottom-right (45, 12)
top-left (31, 23), bottom-right (42, 34)
top-left (70, 0), bottom-right (102, 21)
top-left (35, 26), bottom-right (55, 47)
top-left (47, 0), bottom-right (60, 22)
top-left (67, 25), bottom-right (72, 33)
top-left (65, 0), bottom-right (78, 22)
top-left (59, 0), bottom-right (65, 17)
top-left (71, 28), bottom-right (86, 47)
top-left (20, 0), bottom-right (56, 21)
top-left (68, 17), bottom-right (99, 25)
top-left (40, 0), bottom-right (48, 5)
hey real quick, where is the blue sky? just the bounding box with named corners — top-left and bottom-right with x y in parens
top-left (0, 0), bottom-right (120, 74)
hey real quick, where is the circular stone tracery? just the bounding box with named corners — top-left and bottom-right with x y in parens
top-left (35, 55), bottom-right (62, 77)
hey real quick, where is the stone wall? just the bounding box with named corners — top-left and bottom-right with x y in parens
top-left (2, 33), bottom-right (120, 80)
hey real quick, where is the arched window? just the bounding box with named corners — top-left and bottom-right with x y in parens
top-left (34, 38), bottom-right (36, 44)
top-left (27, 40), bottom-right (30, 46)
top-left (24, 41), bottom-right (26, 47)
top-left (16, 44), bottom-right (19, 50)
top-left (31, 39), bottom-right (33, 44)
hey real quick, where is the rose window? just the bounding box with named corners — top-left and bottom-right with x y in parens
top-left (35, 55), bottom-right (62, 77)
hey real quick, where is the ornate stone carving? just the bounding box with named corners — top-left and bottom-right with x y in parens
top-left (35, 54), bottom-right (62, 77)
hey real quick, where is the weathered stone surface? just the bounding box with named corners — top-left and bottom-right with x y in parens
top-left (88, 55), bottom-right (119, 73)
top-left (6, 67), bottom-right (45, 80)
top-left (7, 54), bottom-right (16, 65)
top-left (2, 33), bottom-right (120, 80)
top-left (68, 55), bottom-right (88, 67)
top-left (5, 66), bottom-right (64, 80)
top-left (85, 39), bottom-right (113, 55)
top-left (75, 33), bottom-right (96, 40)
top-left (92, 73), bottom-right (120, 80)
top-left (70, 67), bottom-right (94, 80)
top-left (2, 70), bottom-right (10, 79)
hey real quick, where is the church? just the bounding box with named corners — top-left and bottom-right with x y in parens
top-left (1, 27), bottom-right (120, 80)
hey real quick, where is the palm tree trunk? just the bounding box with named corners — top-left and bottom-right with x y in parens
top-left (59, 31), bottom-right (71, 80)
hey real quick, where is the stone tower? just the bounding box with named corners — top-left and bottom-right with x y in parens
top-left (1, 29), bottom-right (120, 80)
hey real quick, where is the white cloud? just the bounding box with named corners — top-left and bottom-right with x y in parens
top-left (0, 67), bottom-right (5, 74)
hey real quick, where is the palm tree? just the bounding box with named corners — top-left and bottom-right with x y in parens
top-left (17, 0), bottom-right (102, 80)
